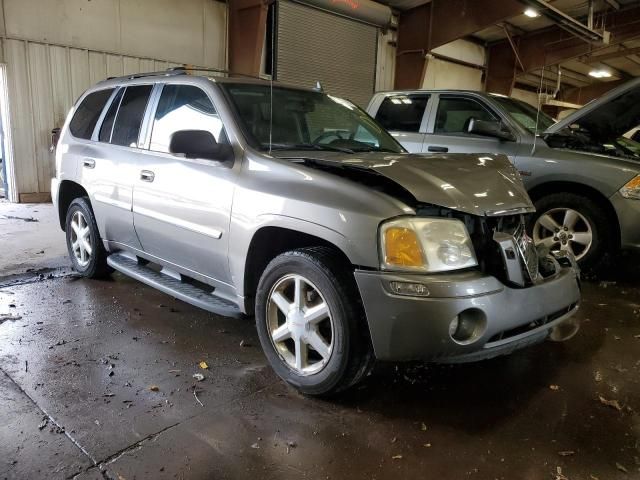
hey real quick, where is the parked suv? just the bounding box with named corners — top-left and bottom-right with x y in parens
top-left (52, 70), bottom-right (580, 395)
top-left (367, 80), bottom-right (640, 269)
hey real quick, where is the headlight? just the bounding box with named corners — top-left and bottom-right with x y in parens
top-left (620, 175), bottom-right (640, 200)
top-left (380, 217), bottom-right (478, 273)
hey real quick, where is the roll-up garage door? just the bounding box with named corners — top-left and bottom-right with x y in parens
top-left (276, 1), bottom-right (377, 107)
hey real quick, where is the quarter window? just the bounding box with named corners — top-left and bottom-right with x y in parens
top-left (150, 84), bottom-right (226, 153)
top-left (69, 89), bottom-right (114, 140)
top-left (434, 97), bottom-right (497, 134)
top-left (375, 94), bottom-right (430, 133)
top-left (110, 85), bottom-right (153, 147)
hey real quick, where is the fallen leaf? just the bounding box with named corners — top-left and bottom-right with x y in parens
top-left (199, 361), bottom-right (209, 370)
top-left (149, 385), bottom-right (159, 392)
top-left (392, 454), bottom-right (403, 460)
top-left (550, 385), bottom-right (560, 391)
top-left (598, 395), bottom-right (622, 411)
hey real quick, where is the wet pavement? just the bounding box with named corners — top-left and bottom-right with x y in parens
top-left (0, 267), bottom-right (639, 480)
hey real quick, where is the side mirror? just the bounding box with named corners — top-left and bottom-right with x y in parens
top-left (169, 130), bottom-right (234, 162)
top-left (467, 119), bottom-right (515, 142)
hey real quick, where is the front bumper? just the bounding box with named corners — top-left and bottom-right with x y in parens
top-left (611, 191), bottom-right (640, 251)
top-left (355, 265), bottom-right (580, 362)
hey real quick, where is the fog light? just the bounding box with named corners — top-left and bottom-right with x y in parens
top-left (449, 309), bottom-right (487, 344)
top-left (389, 281), bottom-right (429, 297)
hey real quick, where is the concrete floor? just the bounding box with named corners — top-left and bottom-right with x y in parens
top-left (1, 203), bottom-right (639, 480)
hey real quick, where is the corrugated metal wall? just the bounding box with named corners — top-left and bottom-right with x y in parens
top-left (276, 1), bottom-right (377, 108)
top-left (1, 38), bottom-right (197, 200)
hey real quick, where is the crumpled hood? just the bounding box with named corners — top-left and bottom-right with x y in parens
top-left (274, 151), bottom-right (534, 216)
top-left (545, 77), bottom-right (640, 143)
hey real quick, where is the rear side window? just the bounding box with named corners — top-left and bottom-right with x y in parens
top-left (375, 94), bottom-right (429, 133)
top-left (434, 97), bottom-right (497, 134)
top-left (69, 89), bottom-right (114, 139)
top-left (110, 85), bottom-right (153, 147)
top-left (150, 84), bottom-right (226, 153)
top-left (99, 88), bottom-right (124, 142)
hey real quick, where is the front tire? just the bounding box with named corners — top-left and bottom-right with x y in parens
top-left (255, 247), bottom-right (373, 396)
top-left (65, 197), bottom-right (112, 278)
top-left (529, 192), bottom-right (610, 270)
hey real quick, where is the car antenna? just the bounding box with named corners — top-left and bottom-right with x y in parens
top-left (531, 66), bottom-right (546, 156)
top-left (314, 81), bottom-right (324, 92)
top-left (268, 5), bottom-right (275, 155)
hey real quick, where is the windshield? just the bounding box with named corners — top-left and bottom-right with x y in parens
top-left (220, 83), bottom-right (404, 153)
top-left (491, 96), bottom-right (555, 134)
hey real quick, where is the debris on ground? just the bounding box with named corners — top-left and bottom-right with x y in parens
top-left (615, 462), bottom-right (628, 473)
top-left (193, 389), bottom-right (204, 407)
top-left (0, 313), bottom-right (22, 323)
top-left (38, 418), bottom-right (48, 430)
top-left (420, 422), bottom-right (427, 431)
top-left (558, 451), bottom-right (575, 457)
top-left (599, 281), bottom-right (616, 288)
top-left (199, 361), bottom-right (209, 369)
top-left (423, 443), bottom-right (432, 448)
top-left (251, 442), bottom-right (260, 449)
top-left (598, 395), bottom-right (623, 411)
top-left (149, 385), bottom-right (160, 392)
top-left (240, 340), bottom-right (250, 347)
top-left (392, 454), bottom-right (403, 460)
top-left (553, 466), bottom-right (569, 480)
top-left (192, 373), bottom-right (205, 382)
top-left (549, 385), bottom-right (560, 391)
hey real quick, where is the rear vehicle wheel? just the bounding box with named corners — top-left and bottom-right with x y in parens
top-left (529, 192), bottom-right (610, 269)
top-left (255, 247), bottom-right (373, 396)
top-left (65, 197), bottom-right (112, 278)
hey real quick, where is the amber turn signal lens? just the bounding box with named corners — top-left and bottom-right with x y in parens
top-left (384, 227), bottom-right (424, 267)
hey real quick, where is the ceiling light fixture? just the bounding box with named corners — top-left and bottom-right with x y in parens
top-left (588, 69), bottom-right (612, 78)
top-left (524, 8), bottom-right (540, 18)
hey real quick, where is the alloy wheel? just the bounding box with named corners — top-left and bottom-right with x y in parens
top-left (533, 208), bottom-right (593, 261)
top-left (70, 210), bottom-right (92, 267)
top-left (266, 274), bottom-right (334, 376)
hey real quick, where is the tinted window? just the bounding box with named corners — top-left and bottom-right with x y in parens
top-left (375, 94), bottom-right (429, 132)
top-left (490, 95), bottom-right (554, 133)
top-left (69, 89), bottom-right (114, 139)
top-left (435, 97), bottom-right (497, 134)
top-left (99, 88), bottom-right (124, 143)
top-left (150, 85), bottom-right (226, 153)
top-left (110, 85), bottom-right (153, 147)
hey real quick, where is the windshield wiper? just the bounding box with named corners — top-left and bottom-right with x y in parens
top-left (262, 143), bottom-right (355, 154)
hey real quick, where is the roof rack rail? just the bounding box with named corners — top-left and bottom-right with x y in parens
top-left (106, 70), bottom-right (186, 81)
top-left (167, 66), bottom-right (264, 81)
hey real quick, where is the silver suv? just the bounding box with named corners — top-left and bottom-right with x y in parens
top-left (51, 70), bottom-right (580, 395)
top-left (367, 80), bottom-right (640, 269)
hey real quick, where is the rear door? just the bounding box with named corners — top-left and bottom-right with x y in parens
top-left (424, 94), bottom-right (520, 159)
top-left (372, 93), bottom-right (431, 152)
top-left (132, 82), bottom-right (236, 285)
top-left (78, 84), bottom-right (153, 249)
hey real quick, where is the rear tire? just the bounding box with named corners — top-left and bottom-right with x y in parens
top-left (65, 197), bottom-right (112, 279)
top-left (255, 247), bottom-right (374, 396)
top-left (528, 192), bottom-right (611, 270)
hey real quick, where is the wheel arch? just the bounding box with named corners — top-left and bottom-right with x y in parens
top-left (57, 180), bottom-right (89, 230)
top-left (528, 181), bottom-right (621, 248)
top-left (242, 226), bottom-right (355, 314)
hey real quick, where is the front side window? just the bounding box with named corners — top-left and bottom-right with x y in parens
top-left (150, 85), bottom-right (226, 153)
top-left (434, 97), bottom-right (498, 134)
top-left (69, 89), bottom-right (114, 140)
top-left (221, 83), bottom-right (404, 153)
top-left (375, 94), bottom-right (430, 133)
top-left (490, 95), bottom-right (555, 133)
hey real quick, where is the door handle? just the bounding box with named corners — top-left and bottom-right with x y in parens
top-left (82, 158), bottom-right (96, 169)
top-left (427, 146), bottom-right (449, 153)
top-left (140, 170), bottom-right (155, 182)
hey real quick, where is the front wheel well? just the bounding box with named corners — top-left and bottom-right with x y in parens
top-left (57, 180), bottom-right (89, 230)
top-left (527, 181), bottom-right (620, 247)
top-left (243, 227), bottom-right (353, 310)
